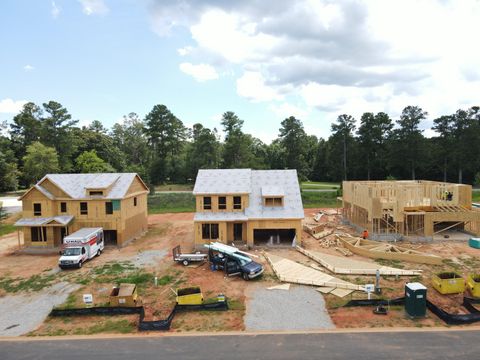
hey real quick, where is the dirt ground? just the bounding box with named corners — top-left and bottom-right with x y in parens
top-left (1, 208), bottom-right (480, 335)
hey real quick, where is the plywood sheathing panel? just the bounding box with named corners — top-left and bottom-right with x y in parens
top-left (337, 235), bottom-right (443, 265)
top-left (264, 252), bottom-right (364, 291)
top-left (330, 288), bottom-right (355, 298)
top-left (296, 246), bottom-right (422, 276)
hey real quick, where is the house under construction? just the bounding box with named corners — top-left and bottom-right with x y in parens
top-left (342, 180), bottom-right (480, 241)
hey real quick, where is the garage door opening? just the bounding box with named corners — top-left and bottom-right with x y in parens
top-left (254, 229), bottom-right (296, 246)
top-left (104, 230), bottom-right (117, 246)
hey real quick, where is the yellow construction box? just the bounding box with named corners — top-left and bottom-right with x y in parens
top-left (467, 274), bottom-right (480, 298)
top-left (432, 272), bottom-right (465, 295)
top-left (109, 283), bottom-right (141, 307)
top-left (176, 287), bottom-right (204, 305)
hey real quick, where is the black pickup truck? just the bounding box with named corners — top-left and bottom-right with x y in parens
top-left (208, 248), bottom-right (264, 280)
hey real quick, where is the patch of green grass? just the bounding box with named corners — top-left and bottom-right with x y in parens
top-left (301, 181), bottom-right (340, 190)
top-left (472, 191), bottom-right (480, 202)
top-left (57, 294), bottom-right (77, 310)
top-left (0, 223), bottom-right (15, 236)
top-left (301, 190), bottom-right (340, 208)
top-left (0, 274), bottom-right (56, 293)
top-left (155, 184), bottom-right (194, 192)
top-left (148, 193), bottom-right (195, 214)
top-left (226, 298), bottom-right (245, 310)
top-left (116, 271), bottom-right (155, 287)
top-left (75, 278), bottom-right (90, 285)
top-left (93, 261), bottom-right (136, 276)
top-left (74, 319), bottom-right (135, 335)
top-left (157, 274), bottom-right (173, 285)
top-left (374, 258), bottom-right (405, 269)
top-left (442, 259), bottom-right (462, 271)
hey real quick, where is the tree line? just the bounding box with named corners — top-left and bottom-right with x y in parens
top-left (1, 101), bottom-right (479, 192)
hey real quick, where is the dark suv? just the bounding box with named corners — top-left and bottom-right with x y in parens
top-left (208, 248), bottom-right (264, 280)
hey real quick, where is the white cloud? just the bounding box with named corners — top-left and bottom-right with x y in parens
top-left (236, 71), bottom-right (282, 102)
top-left (270, 102), bottom-right (309, 120)
top-left (0, 99), bottom-right (28, 114)
top-left (179, 62), bottom-right (219, 82)
top-left (78, 0), bottom-right (109, 16)
top-left (177, 46), bottom-right (194, 56)
top-left (23, 64), bottom-right (34, 72)
top-left (51, 1), bottom-right (60, 18)
top-left (150, 0), bottom-right (480, 132)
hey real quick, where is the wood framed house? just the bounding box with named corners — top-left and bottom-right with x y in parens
top-left (15, 173), bottom-right (149, 248)
top-left (193, 169), bottom-right (304, 247)
top-left (342, 180), bottom-right (480, 241)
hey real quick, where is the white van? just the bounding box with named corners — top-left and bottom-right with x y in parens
top-left (59, 228), bottom-right (104, 269)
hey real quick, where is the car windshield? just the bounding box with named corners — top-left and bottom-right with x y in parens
top-left (235, 253), bottom-right (252, 266)
top-left (63, 248), bottom-right (81, 256)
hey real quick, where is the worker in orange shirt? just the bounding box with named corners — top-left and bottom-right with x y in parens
top-left (362, 229), bottom-right (369, 239)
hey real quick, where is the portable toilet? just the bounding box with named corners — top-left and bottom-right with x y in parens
top-left (405, 282), bottom-right (427, 318)
top-left (469, 238), bottom-right (480, 249)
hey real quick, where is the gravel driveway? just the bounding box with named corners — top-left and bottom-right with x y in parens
top-left (245, 284), bottom-right (335, 331)
top-left (0, 282), bottom-right (80, 336)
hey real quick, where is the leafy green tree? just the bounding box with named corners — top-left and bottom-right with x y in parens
top-left (357, 112), bottom-right (393, 180)
top-left (9, 102), bottom-right (43, 169)
top-left (72, 122), bottom-right (125, 172)
top-left (40, 101), bottom-right (78, 172)
top-left (432, 114), bottom-right (455, 182)
top-left (265, 140), bottom-right (286, 170)
top-left (112, 113), bottom-right (150, 174)
top-left (330, 114), bottom-right (356, 181)
top-left (22, 142), bottom-right (59, 185)
top-left (450, 107), bottom-right (480, 183)
top-left (144, 105), bottom-right (187, 183)
top-left (391, 106), bottom-right (427, 180)
top-left (278, 116), bottom-right (309, 178)
top-left (75, 150), bottom-right (115, 173)
top-left (185, 123), bottom-right (220, 179)
top-left (221, 111), bottom-right (253, 168)
top-left (0, 135), bottom-right (19, 191)
top-left (311, 138), bottom-right (329, 181)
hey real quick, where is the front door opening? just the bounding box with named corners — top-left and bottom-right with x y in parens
top-left (233, 223), bottom-right (243, 241)
top-left (253, 229), bottom-right (296, 246)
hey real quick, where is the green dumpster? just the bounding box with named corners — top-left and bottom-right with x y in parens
top-left (405, 282), bottom-right (427, 318)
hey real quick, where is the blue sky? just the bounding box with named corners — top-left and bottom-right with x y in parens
top-left (1, 0), bottom-right (480, 143)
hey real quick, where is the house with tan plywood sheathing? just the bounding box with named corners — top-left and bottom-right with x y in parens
top-left (193, 169), bottom-right (304, 247)
top-left (15, 173), bottom-right (149, 248)
top-left (342, 180), bottom-right (480, 241)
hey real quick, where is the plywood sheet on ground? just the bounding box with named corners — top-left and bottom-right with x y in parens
top-left (330, 288), bottom-right (354, 298)
top-left (264, 252), bottom-right (364, 291)
top-left (297, 246), bottom-right (422, 276)
top-left (316, 287), bottom-right (335, 294)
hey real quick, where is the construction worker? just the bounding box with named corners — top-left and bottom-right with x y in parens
top-left (362, 229), bottom-right (369, 239)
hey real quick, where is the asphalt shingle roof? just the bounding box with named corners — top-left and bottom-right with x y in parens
top-left (193, 169), bottom-right (304, 220)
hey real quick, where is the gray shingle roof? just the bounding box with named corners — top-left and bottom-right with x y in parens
top-left (39, 173), bottom-right (139, 199)
top-left (193, 169), bottom-right (252, 194)
top-left (15, 215), bottom-right (74, 227)
top-left (193, 169), bottom-right (304, 220)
